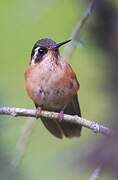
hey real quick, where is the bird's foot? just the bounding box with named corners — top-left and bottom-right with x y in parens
top-left (35, 106), bottom-right (43, 119)
top-left (58, 110), bottom-right (64, 122)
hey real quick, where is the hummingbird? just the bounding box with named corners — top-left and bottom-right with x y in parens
top-left (25, 38), bottom-right (82, 139)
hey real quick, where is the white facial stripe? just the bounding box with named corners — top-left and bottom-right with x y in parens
top-left (31, 47), bottom-right (40, 65)
top-left (34, 47), bottom-right (40, 59)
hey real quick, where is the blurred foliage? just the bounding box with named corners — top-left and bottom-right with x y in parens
top-left (0, 0), bottom-right (117, 179)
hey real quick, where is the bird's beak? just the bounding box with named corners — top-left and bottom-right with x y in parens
top-left (50, 39), bottom-right (71, 49)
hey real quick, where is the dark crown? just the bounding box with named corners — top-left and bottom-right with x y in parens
top-left (33, 38), bottom-right (57, 49)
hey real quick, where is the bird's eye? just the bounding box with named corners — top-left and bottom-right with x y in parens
top-left (38, 47), bottom-right (46, 55)
top-left (34, 46), bottom-right (47, 57)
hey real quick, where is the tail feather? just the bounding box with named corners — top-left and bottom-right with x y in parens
top-left (35, 94), bottom-right (82, 138)
top-left (60, 95), bottom-right (82, 138)
top-left (41, 117), bottom-right (63, 139)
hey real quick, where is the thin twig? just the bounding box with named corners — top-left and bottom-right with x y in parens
top-left (11, 118), bottom-right (36, 168)
top-left (89, 167), bottom-right (102, 180)
top-left (63, 0), bottom-right (96, 58)
top-left (0, 107), bottom-right (111, 136)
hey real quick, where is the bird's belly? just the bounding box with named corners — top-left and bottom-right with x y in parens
top-left (33, 85), bottom-right (73, 110)
top-left (25, 62), bottom-right (79, 110)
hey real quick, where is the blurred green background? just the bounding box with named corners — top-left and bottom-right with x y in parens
top-left (0, 0), bottom-right (116, 179)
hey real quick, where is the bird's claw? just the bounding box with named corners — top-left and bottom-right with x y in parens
top-left (36, 107), bottom-right (42, 119)
top-left (58, 110), bottom-right (64, 122)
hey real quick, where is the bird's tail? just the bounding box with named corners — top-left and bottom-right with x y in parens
top-left (40, 95), bottom-right (82, 138)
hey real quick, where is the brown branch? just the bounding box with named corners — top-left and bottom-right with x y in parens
top-left (0, 107), bottom-right (111, 136)
top-left (63, 0), bottom-right (96, 58)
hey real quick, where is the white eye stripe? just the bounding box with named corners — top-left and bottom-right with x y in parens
top-left (31, 47), bottom-right (45, 65)
top-left (34, 47), bottom-right (40, 58)
top-left (35, 47), bottom-right (40, 52)
top-left (31, 47), bottom-right (39, 65)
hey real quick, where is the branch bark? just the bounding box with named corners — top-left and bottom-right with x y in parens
top-left (0, 107), bottom-right (111, 136)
